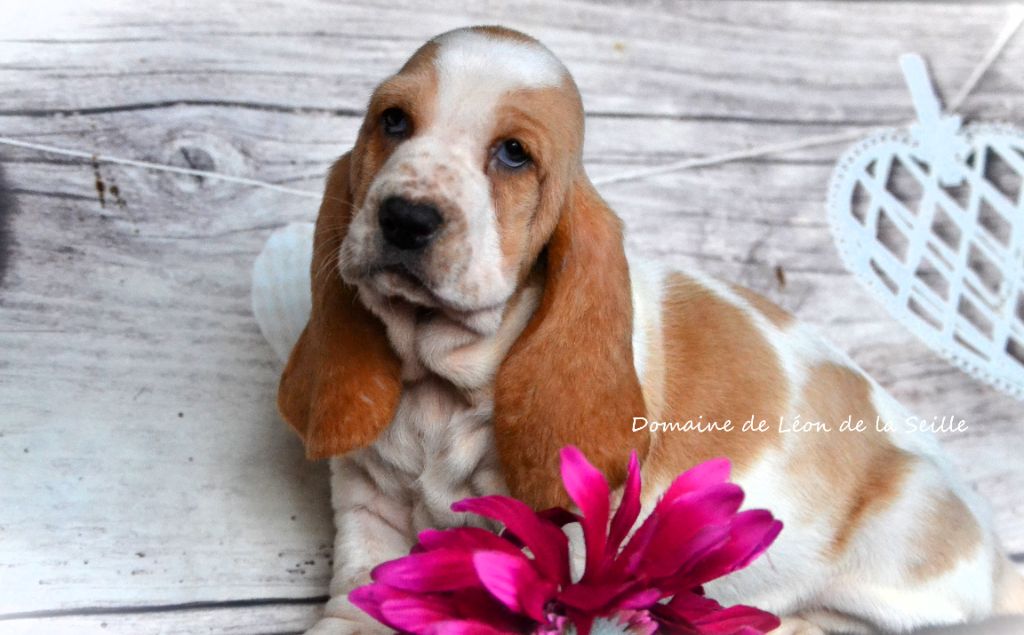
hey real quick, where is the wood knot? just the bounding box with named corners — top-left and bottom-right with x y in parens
top-left (161, 132), bottom-right (248, 194)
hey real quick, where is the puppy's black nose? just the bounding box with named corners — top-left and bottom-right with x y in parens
top-left (378, 196), bottom-right (443, 250)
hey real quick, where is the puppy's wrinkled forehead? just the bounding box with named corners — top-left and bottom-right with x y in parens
top-left (389, 27), bottom-right (581, 147)
top-left (433, 28), bottom-right (567, 108)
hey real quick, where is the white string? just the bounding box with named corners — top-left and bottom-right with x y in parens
top-left (590, 129), bottom-right (871, 185)
top-left (947, 3), bottom-right (1024, 112)
top-left (594, 3), bottom-right (1024, 186)
top-left (1, 3), bottom-right (1021, 192)
top-left (0, 136), bottom-right (323, 198)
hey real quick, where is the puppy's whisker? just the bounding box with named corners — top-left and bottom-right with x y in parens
top-left (310, 235), bottom-right (344, 287)
top-left (317, 195), bottom-right (362, 216)
top-left (313, 249), bottom-right (342, 287)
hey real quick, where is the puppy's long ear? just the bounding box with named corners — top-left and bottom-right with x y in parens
top-left (494, 174), bottom-right (649, 509)
top-left (278, 153), bottom-right (402, 459)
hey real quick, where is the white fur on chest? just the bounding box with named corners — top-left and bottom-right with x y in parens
top-left (354, 378), bottom-right (507, 532)
top-left (339, 277), bottom-right (543, 536)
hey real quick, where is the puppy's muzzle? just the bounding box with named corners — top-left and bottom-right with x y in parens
top-left (379, 196), bottom-right (443, 251)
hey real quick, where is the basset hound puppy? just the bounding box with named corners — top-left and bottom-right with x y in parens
top-left (257, 26), bottom-right (1024, 634)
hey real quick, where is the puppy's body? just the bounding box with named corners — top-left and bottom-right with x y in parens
top-left (631, 263), bottom-right (1013, 632)
top-left (262, 26), bottom-right (1024, 634)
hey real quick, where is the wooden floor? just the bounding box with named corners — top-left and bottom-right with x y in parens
top-left (1, 1), bottom-right (1022, 632)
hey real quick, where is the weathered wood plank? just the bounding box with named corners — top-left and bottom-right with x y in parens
top-left (2, 1), bottom-right (1021, 123)
top-left (1, 1), bottom-right (1022, 630)
top-left (0, 600), bottom-right (321, 635)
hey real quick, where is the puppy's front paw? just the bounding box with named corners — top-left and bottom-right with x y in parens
top-left (304, 616), bottom-right (387, 635)
top-left (306, 593), bottom-right (390, 635)
top-left (770, 617), bottom-right (827, 635)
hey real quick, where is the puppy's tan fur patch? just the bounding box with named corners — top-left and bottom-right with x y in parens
top-left (792, 362), bottom-right (915, 557)
top-left (645, 273), bottom-right (788, 486)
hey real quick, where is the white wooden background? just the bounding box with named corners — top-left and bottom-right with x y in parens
top-left (1, 1), bottom-right (1022, 633)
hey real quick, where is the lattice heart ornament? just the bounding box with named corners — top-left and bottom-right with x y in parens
top-left (827, 54), bottom-right (1024, 399)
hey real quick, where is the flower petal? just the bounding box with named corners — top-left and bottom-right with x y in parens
top-left (692, 604), bottom-right (781, 634)
top-left (616, 587), bottom-right (664, 610)
top-left (663, 590), bottom-right (723, 619)
top-left (472, 550), bottom-right (555, 621)
top-left (655, 458), bottom-right (732, 515)
top-left (619, 484), bottom-right (743, 578)
top-left (557, 580), bottom-right (638, 612)
top-left (659, 592), bottom-right (780, 635)
top-left (348, 582), bottom-right (408, 628)
top-left (647, 523), bottom-right (732, 585)
top-left (453, 495), bottom-right (570, 583)
top-left (610, 510), bottom-right (658, 577)
top-left (372, 548), bottom-right (479, 592)
top-left (558, 581), bottom-right (662, 615)
top-left (446, 587), bottom-right (532, 631)
top-left (680, 510), bottom-right (783, 588)
top-left (379, 595), bottom-right (456, 632)
top-left (724, 510), bottom-right (783, 571)
top-left (417, 527), bottom-right (523, 556)
top-left (560, 446), bottom-right (610, 580)
top-left (423, 620), bottom-right (510, 635)
top-left (535, 506), bottom-right (580, 529)
top-left (615, 463), bottom-right (737, 575)
top-left (607, 451), bottom-right (642, 556)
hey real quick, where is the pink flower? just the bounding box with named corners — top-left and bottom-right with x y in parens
top-left (350, 447), bottom-right (782, 634)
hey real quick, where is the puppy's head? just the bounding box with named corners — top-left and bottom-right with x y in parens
top-left (280, 27), bottom-right (647, 508)
top-left (339, 27), bottom-right (584, 332)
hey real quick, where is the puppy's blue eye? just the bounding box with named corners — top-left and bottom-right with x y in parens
top-left (495, 139), bottom-right (530, 169)
top-left (382, 108), bottom-right (410, 137)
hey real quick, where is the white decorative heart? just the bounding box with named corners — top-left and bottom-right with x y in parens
top-left (827, 55), bottom-right (1024, 400)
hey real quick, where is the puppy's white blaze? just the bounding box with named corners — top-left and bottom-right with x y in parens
top-left (433, 30), bottom-right (565, 102)
top-left (427, 31), bottom-right (565, 159)
top-left (462, 200), bottom-right (507, 296)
